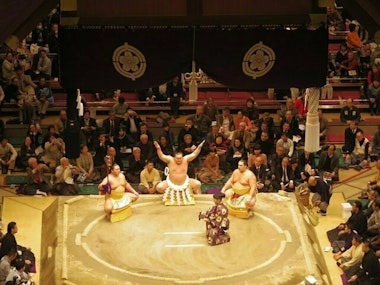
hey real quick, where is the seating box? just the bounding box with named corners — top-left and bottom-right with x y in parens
top-left (341, 202), bottom-right (352, 218)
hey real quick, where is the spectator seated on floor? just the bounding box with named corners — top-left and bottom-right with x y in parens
top-left (197, 147), bottom-right (224, 183)
top-left (270, 146), bottom-right (287, 176)
top-left (216, 107), bottom-right (235, 139)
top-left (153, 135), bottom-right (174, 171)
top-left (331, 223), bottom-right (356, 254)
top-left (0, 247), bottom-right (18, 283)
top-left (231, 121), bottom-right (253, 150)
top-left (318, 144), bottom-right (340, 183)
top-left (24, 157), bottom-right (52, 196)
top-left (256, 131), bottom-right (274, 158)
top-left (203, 97), bottom-right (219, 121)
top-left (122, 108), bottom-right (143, 145)
top-left (243, 98), bottom-right (259, 122)
top-left (112, 96), bottom-right (129, 120)
top-left (138, 160), bottom-right (162, 194)
top-left (52, 157), bottom-right (79, 195)
top-left (275, 121), bottom-right (293, 143)
top-left (13, 65), bottom-right (37, 96)
top-left (346, 23), bottom-right (363, 50)
top-left (35, 76), bottom-right (53, 118)
top-left (282, 110), bottom-right (301, 140)
top-left (138, 122), bottom-right (154, 143)
top-left (54, 109), bottom-right (68, 135)
top-left (209, 134), bottom-right (229, 173)
top-left (177, 119), bottom-right (201, 145)
top-left (113, 127), bottom-right (132, 163)
top-left (206, 124), bottom-right (222, 145)
top-left (125, 147), bottom-right (145, 184)
top-left (79, 110), bottom-right (98, 150)
top-left (273, 156), bottom-right (295, 192)
top-left (276, 132), bottom-right (294, 158)
top-left (226, 137), bottom-right (247, 171)
top-left (5, 257), bottom-right (34, 284)
top-left (234, 110), bottom-right (252, 131)
top-left (187, 105), bottom-right (212, 140)
top-left (178, 134), bottom-right (200, 178)
top-left (327, 201), bottom-right (367, 241)
top-left (0, 222), bottom-right (35, 274)
top-left (40, 134), bottom-right (65, 171)
top-left (340, 98), bottom-right (361, 124)
top-left (76, 144), bottom-right (100, 183)
top-left (256, 119), bottom-right (275, 143)
top-left (342, 122), bottom-right (363, 154)
top-left (0, 137), bottom-right (18, 175)
top-left (35, 48), bottom-right (52, 80)
top-left (17, 84), bottom-right (37, 125)
top-left (17, 136), bottom-right (37, 171)
top-left (248, 144), bottom-right (268, 169)
top-left (344, 131), bottom-right (370, 170)
top-left (251, 156), bottom-right (271, 192)
top-left (346, 240), bottom-right (380, 285)
top-left (160, 122), bottom-right (175, 150)
top-left (290, 157), bottom-right (302, 184)
top-left (135, 134), bottom-right (154, 163)
top-left (361, 190), bottom-right (378, 218)
top-left (93, 133), bottom-right (112, 168)
top-left (369, 126), bottom-right (380, 160)
top-left (333, 234), bottom-right (364, 281)
top-left (279, 98), bottom-right (298, 125)
top-left (100, 146), bottom-right (117, 179)
top-left (1, 52), bottom-right (16, 81)
top-left (366, 79), bottom-right (380, 116)
top-left (102, 110), bottom-right (120, 140)
top-left (365, 160), bottom-right (380, 196)
top-left (298, 149), bottom-right (315, 175)
top-left (366, 201), bottom-right (380, 238)
top-left (26, 123), bottom-right (42, 148)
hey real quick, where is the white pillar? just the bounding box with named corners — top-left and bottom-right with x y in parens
top-left (305, 88), bottom-right (320, 153)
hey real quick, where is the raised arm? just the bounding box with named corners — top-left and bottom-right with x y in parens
top-left (153, 141), bottom-right (171, 164)
top-left (185, 140), bottom-right (205, 162)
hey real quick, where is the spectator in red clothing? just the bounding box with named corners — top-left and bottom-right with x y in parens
top-left (346, 23), bottom-right (363, 50)
top-left (293, 90), bottom-right (307, 119)
top-left (367, 65), bottom-right (380, 86)
top-left (340, 51), bottom-right (359, 77)
top-left (234, 110), bottom-right (252, 130)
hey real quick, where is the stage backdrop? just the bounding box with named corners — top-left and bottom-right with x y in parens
top-left (60, 27), bottom-right (327, 90)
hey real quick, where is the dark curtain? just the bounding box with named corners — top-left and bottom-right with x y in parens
top-left (195, 27), bottom-right (328, 89)
top-left (60, 27), bottom-right (327, 90)
top-left (60, 28), bottom-right (193, 90)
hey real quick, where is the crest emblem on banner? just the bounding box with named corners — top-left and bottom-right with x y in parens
top-left (112, 43), bottom-right (146, 80)
top-left (242, 42), bottom-right (275, 79)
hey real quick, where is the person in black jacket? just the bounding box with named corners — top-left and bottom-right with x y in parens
top-left (167, 75), bottom-right (185, 118)
top-left (347, 240), bottom-right (380, 284)
top-left (0, 222), bottom-right (35, 273)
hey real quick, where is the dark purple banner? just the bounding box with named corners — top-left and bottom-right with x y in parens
top-left (60, 28), bottom-right (193, 90)
top-left (60, 27), bottom-right (328, 90)
top-left (195, 27), bottom-right (328, 89)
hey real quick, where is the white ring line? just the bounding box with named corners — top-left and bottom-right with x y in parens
top-left (165, 244), bottom-right (205, 248)
top-left (164, 231), bottom-right (203, 235)
top-left (284, 230), bottom-right (292, 243)
top-left (77, 207), bottom-right (288, 283)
